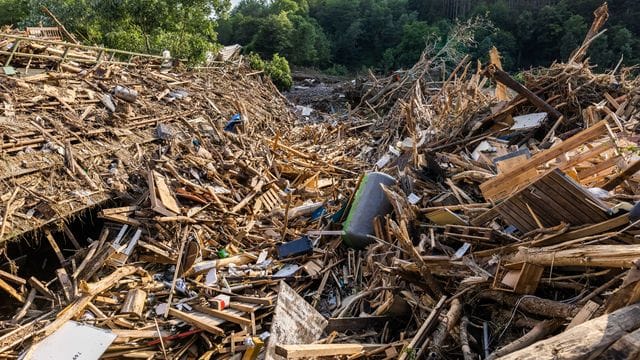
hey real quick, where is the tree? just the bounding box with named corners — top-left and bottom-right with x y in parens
top-left (17, 0), bottom-right (232, 62)
top-left (0, 0), bottom-right (29, 27)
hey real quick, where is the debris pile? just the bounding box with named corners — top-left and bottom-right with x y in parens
top-left (2, 3), bottom-right (640, 359)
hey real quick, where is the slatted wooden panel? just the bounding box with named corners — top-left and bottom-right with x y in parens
top-left (26, 27), bottom-right (62, 41)
top-left (494, 169), bottom-right (608, 233)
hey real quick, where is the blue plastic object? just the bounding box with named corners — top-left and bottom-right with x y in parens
top-left (224, 114), bottom-right (243, 132)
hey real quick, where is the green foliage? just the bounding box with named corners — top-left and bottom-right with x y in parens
top-left (248, 52), bottom-right (266, 71)
top-left (323, 64), bottom-right (348, 76)
top-left (219, 0), bottom-right (330, 67)
top-left (4, 0), bottom-right (230, 62)
top-left (266, 53), bottom-right (293, 90)
top-left (248, 52), bottom-right (293, 91)
top-left (0, 0), bottom-right (29, 27)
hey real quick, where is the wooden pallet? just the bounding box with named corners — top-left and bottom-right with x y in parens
top-left (493, 169), bottom-right (609, 233)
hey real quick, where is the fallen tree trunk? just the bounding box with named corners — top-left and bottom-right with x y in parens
top-left (599, 326), bottom-right (640, 359)
top-left (506, 245), bottom-right (640, 268)
top-left (478, 290), bottom-right (578, 318)
top-left (488, 320), bottom-right (561, 359)
top-left (496, 303), bottom-right (640, 359)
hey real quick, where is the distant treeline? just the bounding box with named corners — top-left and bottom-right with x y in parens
top-left (1, 0), bottom-right (637, 73)
top-left (219, 0), bottom-right (640, 73)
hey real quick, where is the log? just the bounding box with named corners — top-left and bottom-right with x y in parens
top-left (488, 320), bottom-right (561, 359)
top-left (460, 316), bottom-right (475, 360)
top-left (599, 326), bottom-right (640, 359)
top-left (478, 290), bottom-right (577, 318)
top-left (431, 298), bottom-right (462, 348)
top-left (507, 245), bottom-right (640, 268)
top-left (496, 303), bottom-right (640, 359)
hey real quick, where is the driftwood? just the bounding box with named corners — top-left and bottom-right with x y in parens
top-left (497, 303), bottom-right (640, 360)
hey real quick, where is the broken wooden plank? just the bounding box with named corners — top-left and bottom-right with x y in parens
top-left (153, 171), bottom-right (181, 214)
top-left (0, 277), bottom-right (24, 303)
top-left (567, 301), bottom-right (600, 329)
top-left (0, 269), bottom-right (26, 286)
top-left (601, 159), bottom-right (640, 191)
top-left (265, 282), bottom-right (327, 360)
top-left (56, 268), bottom-right (75, 302)
top-left (44, 229), bottom-right (66, 265)
top-left (193, 305), bottom-right (252, 327)
top-left (121, 288), bottom-right (147, 318)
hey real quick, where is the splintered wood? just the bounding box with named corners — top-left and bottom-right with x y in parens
top-left (3, 3), bottom-right (640, 359)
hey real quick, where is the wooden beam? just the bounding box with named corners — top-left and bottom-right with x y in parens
top-left (486, 65), bottom-right (562, 120)
top-left (56, 268), bottom-right (74, 302)
top-left (231, 295), bottom-right (273, 306)
top-left (28, 276), bottom-right (53, 298)
top-left (602, 159), bottom-right (640, 191)
top-left (44, 230), bottom-right (66, 265)
top-left (0, 269), bottom-right (26, 286)
top-left (507, 245), bottom-right (640, 268)
top-left (275, 344), bottom-right (371, 358)
top-left (0, 277), bottom-right (24, 303)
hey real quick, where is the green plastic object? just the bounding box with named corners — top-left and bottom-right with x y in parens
top-left (217, 248), bottom-right (229, 259)
top-left (342, 172), bottom-right (396, 249)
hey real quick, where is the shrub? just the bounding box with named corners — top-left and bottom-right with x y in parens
top-left (248, 52), bottom-right (292, 91)
top-left (265, 53), bottom-right (293, 90)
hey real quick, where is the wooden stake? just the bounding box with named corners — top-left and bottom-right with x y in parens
top-left (164, 228), bottom-right (189, 318)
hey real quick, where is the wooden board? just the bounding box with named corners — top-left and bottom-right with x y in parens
top-left (567, 301), bottom-right (600, 329)
top-left (153, 171), bottom-right (181, 214)
top-left (275, 344), bottom-right (367, 358)
top-left (425, 208), bottom-right (467, 226)
top-left (265, 282), bottom-right (327, 360)
top-left (193, 305), bottom-right (252, 327)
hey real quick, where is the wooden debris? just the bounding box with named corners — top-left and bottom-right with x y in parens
top-left (120, 289), bottom-right (147, 318)
top-left (1, 7), bottom-right (640, 358)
